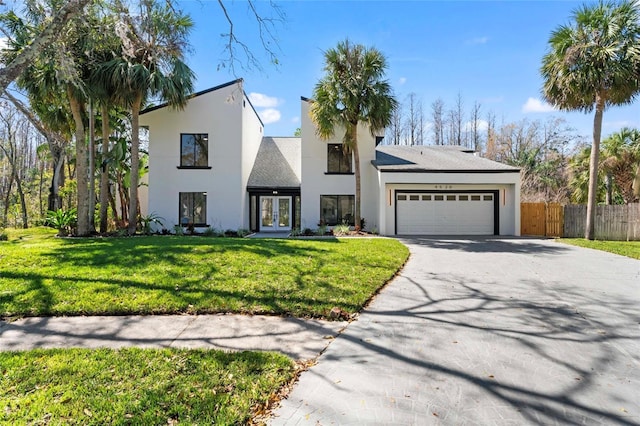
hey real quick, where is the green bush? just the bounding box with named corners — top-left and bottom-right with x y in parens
top-left (0, 228), bottom-right (7, 241)
top-left (45, 208), bottom-right (77, 236)
top-left (138, 213), bottom-right (164, 235)
top-left (333, 223), bottom-right (351, 236)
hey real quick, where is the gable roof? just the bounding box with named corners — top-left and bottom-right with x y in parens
top-left (373, 145), bottom-right (520, 173)
top-left (247, 137), bottom-right (301, 189)
top-left (139, 79), bottom-right (264, 126)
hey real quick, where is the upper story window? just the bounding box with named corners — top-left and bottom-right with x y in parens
top-left (180, 133), bottom-right (209, 168)
top-left (327, 144), bottom-right (352, 174)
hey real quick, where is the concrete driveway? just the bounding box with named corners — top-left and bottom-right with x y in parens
top-left (271, 237), bottom-right (640, 425)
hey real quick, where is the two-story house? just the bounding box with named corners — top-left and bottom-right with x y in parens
top-left (140, 79), bottom-right (521, 236)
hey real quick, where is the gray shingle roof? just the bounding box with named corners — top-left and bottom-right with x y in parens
top-left (248, 137), bottom-right (301, 188)
top-left (373, 145), bottom-right (520, 172)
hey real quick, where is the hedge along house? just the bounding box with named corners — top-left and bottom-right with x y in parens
top-left (139, 79), bottom-right (521, 236)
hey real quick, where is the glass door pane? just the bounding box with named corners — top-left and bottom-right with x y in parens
top-left (261, 198), bottom-right (274, 228)
top-left (278, 198), bottom-right (290, 227)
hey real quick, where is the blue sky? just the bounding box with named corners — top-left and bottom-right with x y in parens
top-left (176, 0), bottom-right (639, 142)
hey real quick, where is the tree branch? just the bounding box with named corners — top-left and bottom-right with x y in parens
top-left (0, 0), bottom-right (92, 91)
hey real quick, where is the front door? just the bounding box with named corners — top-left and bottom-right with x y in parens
top-left (260, 196), bottom-right (291, 231)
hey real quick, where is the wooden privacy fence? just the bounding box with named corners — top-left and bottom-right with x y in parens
top-left (522, 203), bottom-right (640, 240)
top-left (520, 203), bottom-right (564, 237)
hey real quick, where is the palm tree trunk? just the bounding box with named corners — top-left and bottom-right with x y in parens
top-left (128, 93), bottom-right (143, 235)
top-left (586, 93), bottom-right (605, 240)
top-left (352, 123), bottom-right (362, 231)
top-left (99, 103), bottom-right (110, 233)
top-left (68, 87), bottom-right (89, 236)
top-left (88, 101), bottom-right (96, 232)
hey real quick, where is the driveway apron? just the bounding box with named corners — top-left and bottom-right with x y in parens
top-left (271, 237), bottom-right (640, 425)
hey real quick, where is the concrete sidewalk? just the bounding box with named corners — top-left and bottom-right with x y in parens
top-left (0, 314), bottom-right (347, 360)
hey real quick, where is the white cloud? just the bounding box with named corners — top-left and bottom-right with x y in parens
top-left (522, 97), bottom-right (556, 113)
top-left (0, 37), bottom-right (8, 51)
top-left (259, 108), bottom-right (281, 124)
top-left (248, 92), bottom-right (281, 108)
top-left (398, 77), bottom-right (407, 85)
top-left (466, 36), bottom-right (489, 45)
top-left (291, 116), bottom-right (300, 124)
top-left (463, 119), bottom-right (489, 132)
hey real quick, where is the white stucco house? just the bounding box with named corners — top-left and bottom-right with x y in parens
top-left (139, 79), bottom-right (521, 236)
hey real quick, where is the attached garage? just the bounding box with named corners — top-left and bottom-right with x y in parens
top-left (372, 145), bottom-right (521, 236)
top-left (396, 191), bottom-right (497, 235)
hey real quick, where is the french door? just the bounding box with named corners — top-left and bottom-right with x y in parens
top-left (260, 196), bottom-right (291, 231)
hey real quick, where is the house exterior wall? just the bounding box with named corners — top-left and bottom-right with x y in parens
top-left (240, 93), bottom-right (265, 229)
top-left (299, 99), bottom-right (380, 231)
top-left (140, 81), bottom-right (256, 231)
top-left (377, 172), bottom-right (521, 236)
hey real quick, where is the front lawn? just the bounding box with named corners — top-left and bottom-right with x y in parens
top-left (0, 228), bottom-right (409, 318)
top-left (560, 238), bottom-right (640, 260)
top-left (0, 348), bottom-right (295, 425)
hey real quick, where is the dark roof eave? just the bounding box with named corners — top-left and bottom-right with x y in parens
top-left (246, 186), bottom-right (301, 191)
top-left (140, 79), bottom-right (243, 115)
top-left (374, 167), bottom-right (521, 174)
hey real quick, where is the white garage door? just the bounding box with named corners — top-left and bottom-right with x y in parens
top-left (396, 192), bottom-right (495, 235)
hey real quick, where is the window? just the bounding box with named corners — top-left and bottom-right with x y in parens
top-left (179, 192), bottom-right (206, 226)
top-left (180, 133), bottom-right (209, 167)
top-left (320, 195), bottom-right (355, 225)
top-left (327, 144), bottom-right (352, 174)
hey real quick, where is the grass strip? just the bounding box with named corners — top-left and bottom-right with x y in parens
top-left (560, 238), bottom-right (640, 260)
top-left (0, 347), bottom-right (295, 425)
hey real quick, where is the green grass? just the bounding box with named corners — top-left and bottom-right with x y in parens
top-left (560, 238), bottom-right (640, 260)
top-left (0, 347), bottom-right (295, 425)
top-left (0, 227), bottom-right (409, 318)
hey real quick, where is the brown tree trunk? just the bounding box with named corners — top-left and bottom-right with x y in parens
top-left (586, 93), bottom-right (605, 240)
top-left (88, 101), bottom-right (96, 232)
top-left (128, 93), bottom-right (143, 235)
top-left (14, 172), bottom-right (28, 228)
top-left (99, 103), bottom-right (110, 233)
top-left (68, 87), bottom-right (89, 236)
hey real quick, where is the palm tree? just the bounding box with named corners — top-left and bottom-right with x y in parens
top-left (99, 0), bottom-right (194, 235)
top-left (541, 0), bottom-right (640, 239)
top-left (310, 39), bottom-right (397, 230)
top-left (601, 128), bottom-right (640, 204)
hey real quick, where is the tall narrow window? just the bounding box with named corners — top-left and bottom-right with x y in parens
top-left (179, 192), bottom-right (207, 226)
top-left (180, 133), bottom-right (209, 167)
top-left (320, 195), bottom-right (355, 225)
top-left (327, 144), bottom-right (352, 173)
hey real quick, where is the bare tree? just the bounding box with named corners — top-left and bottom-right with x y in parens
top-left (469, 101), bottom-right (482, 152)
top-left (431, 98), bottom-right (445, 145)
top-left (0, 102), bottom-right (33, 227)
top-left (387, 101), bottom-right (404, 145)
top-left (450, 93), bottom-right (464, 146)
top-left (406, 93), bottom-right (419, 145)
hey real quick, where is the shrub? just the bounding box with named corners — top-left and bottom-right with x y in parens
top-left (0, 228), bottom-right (7, 241)
top-left (202, 226), bottom-right (222, 237)
top-left (316, 224), bottom-right (328, 236)
top-left (138, 213), bottom-right (164, 235)
top-left (237, 228), bottom-right (250, 238)
top-left (173, 225), bottom-right (184, 236)
top-left (333, 223), bottom-right (351, 236)
top-left (45, 208), bottom-right (77, 236)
